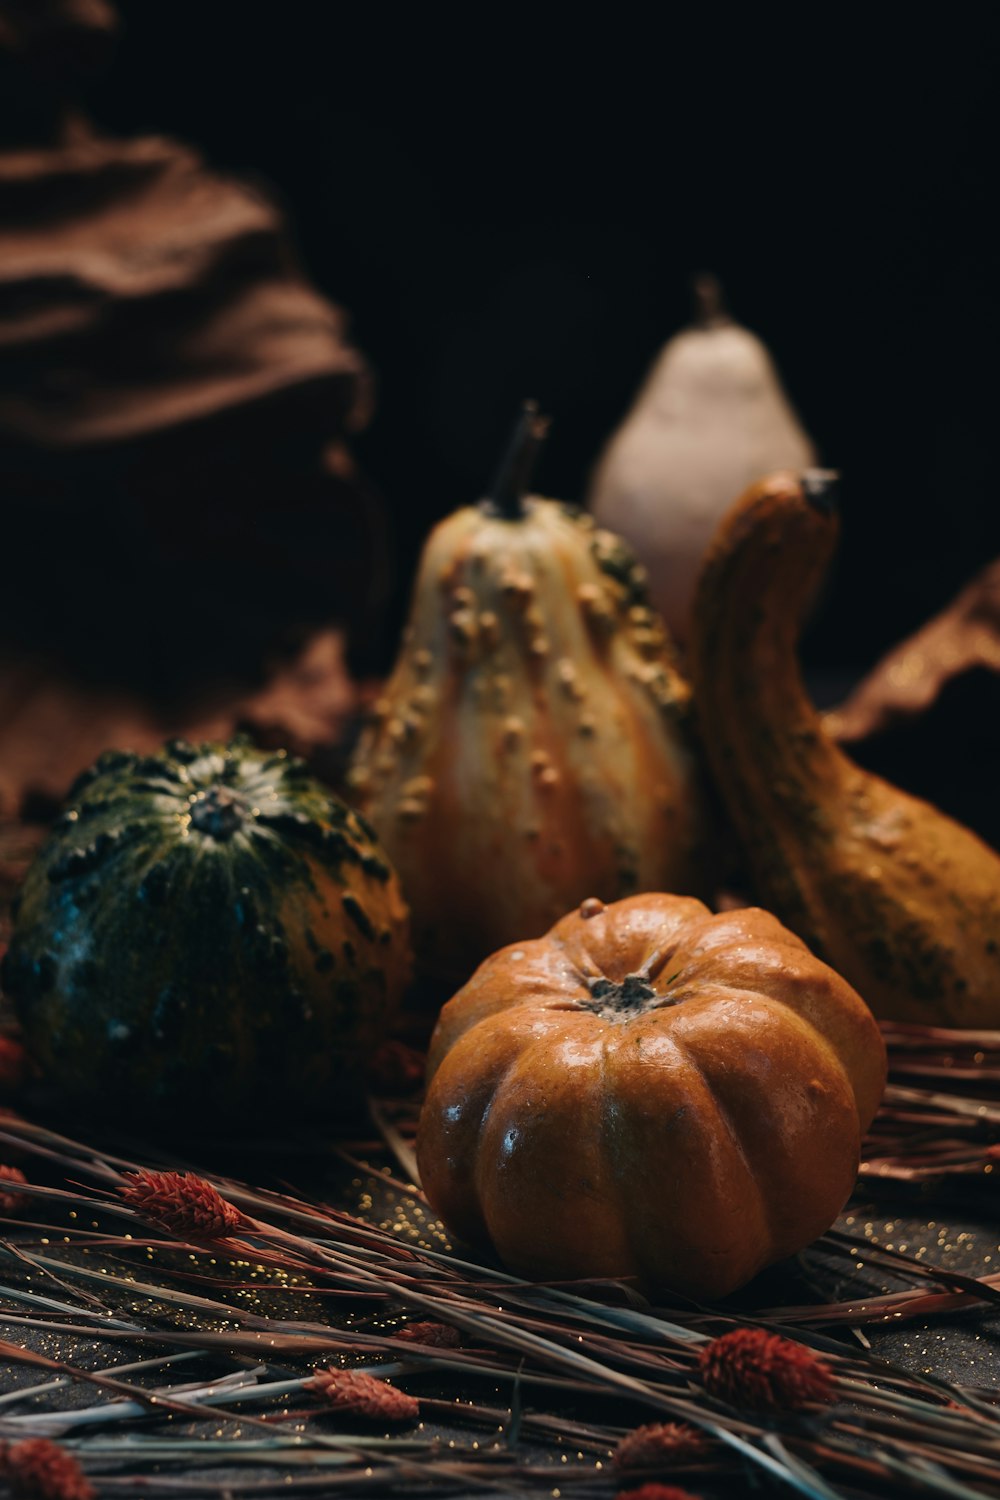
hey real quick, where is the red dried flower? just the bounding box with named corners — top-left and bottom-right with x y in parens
top-left (396, 1320), bottom-right (462, 1348)
top-left (614, 1422), bottom-right (708, 1469)
top-left (614, 1484), bottom-right (704, 1500)
top-left (0, 1437), bottom-right (95, 1500)
top-left (698, 1327), bottom-right (833, 1412)
top-left (305, 1366), bottom-right (419, 1423)
top-left (0, 1163), bottom-right (28, 1216)
top-left (0, 1035), bottom-right (27, 1095)
top-left (366, 1039), bottom-right (425, 1095)
top-left (119, 1169), bottom-right (242, 1240)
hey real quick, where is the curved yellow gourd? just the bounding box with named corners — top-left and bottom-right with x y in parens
top-left (691, 470), bottom-right (1000, 1026)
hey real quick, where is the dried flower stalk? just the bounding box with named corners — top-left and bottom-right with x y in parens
top-left (613, 1483), bottom-right (705, 1500)
top-left (0, 1036), bottom-right (27, 1095)
top-left (0, 1163), bottom-right (27, 1215)
top-left (0, 1437), bottom-right (94, 1500)
top-left (698, 1328), bottom-right (833, 1412)
top-left (614, 1421), bottom-right (709, 1468)
top-left (305, 1367), bottom-right (419, 1423)
top-left (119, 1169), bottom-right (242, 1240)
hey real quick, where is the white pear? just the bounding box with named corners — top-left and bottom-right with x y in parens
top-left (589, 277), bottom-right (816, 647)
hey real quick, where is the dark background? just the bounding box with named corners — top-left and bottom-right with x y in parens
top-left (21, 6), bottom-right (1000, 677)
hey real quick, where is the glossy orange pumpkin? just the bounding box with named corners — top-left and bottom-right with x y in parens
top-left (417, 893), bottom-right (886, 1299)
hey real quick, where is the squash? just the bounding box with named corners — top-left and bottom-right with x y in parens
top-left (589, 275), bottom-right (816, 649)
top-left (416, 892), bottom-right (885, 1299)
top-left (690, 470), bottom-right (1000, 1026)
top-left (348, 404), bottom-right (711, 983)
top-left (1, 737), bottom-right (411, 1116)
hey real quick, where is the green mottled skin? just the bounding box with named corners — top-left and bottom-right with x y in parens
top-left (2, 737), bottom-right (411, 1116)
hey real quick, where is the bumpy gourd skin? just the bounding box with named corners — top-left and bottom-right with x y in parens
top-left (417, 893), bottom-right (885, 1299)
top-left (691, 471), bottom-right (1000, 1027)
top-left (2, 738), bottom-right (410, 1116)
top-left (349, 498), bottom-right (711, 983)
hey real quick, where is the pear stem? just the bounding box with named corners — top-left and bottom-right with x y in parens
top-left (483, 400), bottom-right (551, 520)
top-left (691, 272), bottom-right (730, 329)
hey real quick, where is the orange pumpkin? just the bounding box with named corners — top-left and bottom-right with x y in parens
top-left (417, 893), bottom-right (886, 1299)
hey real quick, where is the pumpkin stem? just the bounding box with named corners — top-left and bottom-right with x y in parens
top-left (582, 972), bottom-right (665, 1021)
top-left (483, 400), bottom-right (551, 520)
top-left (691, 271), bottom-right (731, 329)
top-left (801, 468), bottom-right (840, 515)
top-left (189, 785), bottom-right (249, 840)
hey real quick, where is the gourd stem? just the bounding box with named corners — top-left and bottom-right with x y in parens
top-left (801, 468), bottom-right (840, 515)
top-left (691, 271), bottom-right (730, 329)
top-left (484, 400), bottom-right (551, 520)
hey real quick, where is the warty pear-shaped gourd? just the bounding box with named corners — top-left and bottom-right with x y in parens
top-left (348, 404), bottom-right (712, 983)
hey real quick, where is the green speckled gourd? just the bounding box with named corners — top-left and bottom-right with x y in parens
top-left (1, 737), bottom-right (411, 1116)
